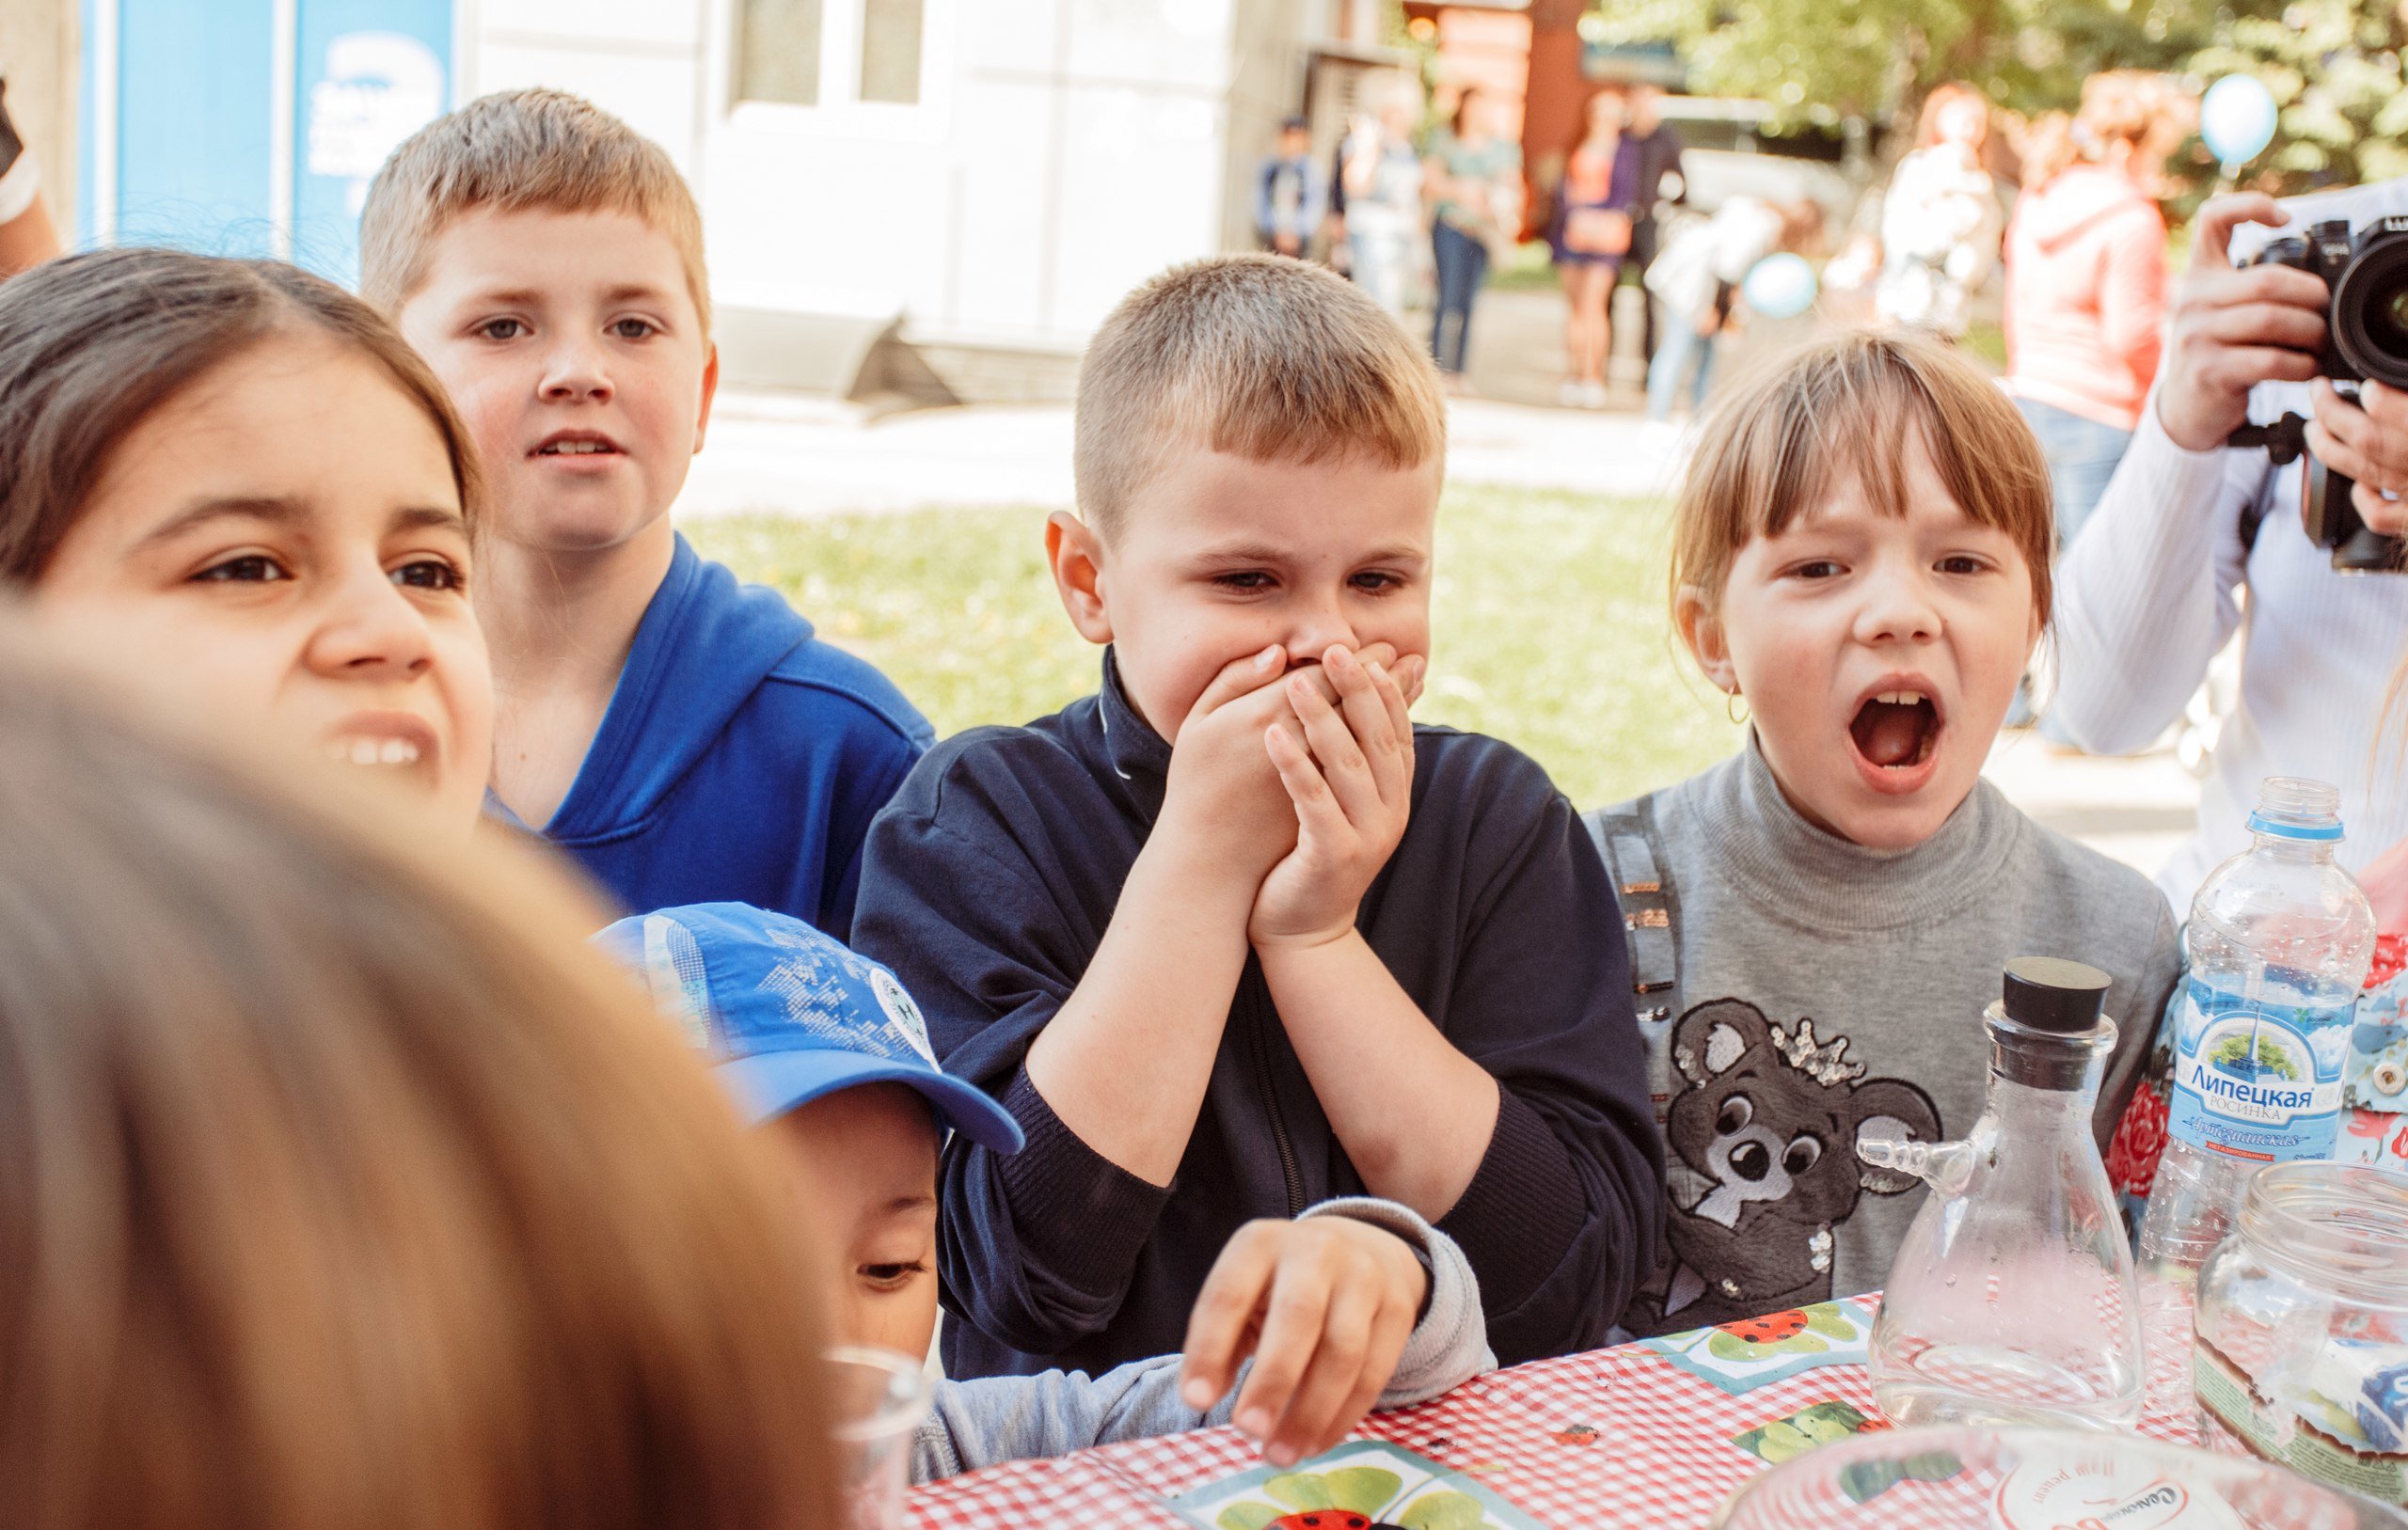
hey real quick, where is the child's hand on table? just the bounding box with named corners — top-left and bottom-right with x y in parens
top-left (1176, 1215), bottom-right (1430, 1467)
top-left (1248, 643), bottom-right (1423, 949)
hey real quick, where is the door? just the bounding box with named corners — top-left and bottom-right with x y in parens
top-left (80, 0), bottom-right (452, 286)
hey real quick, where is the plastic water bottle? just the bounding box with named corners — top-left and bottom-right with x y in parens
top-left (2137, 778), bottom-right (2376, 1284)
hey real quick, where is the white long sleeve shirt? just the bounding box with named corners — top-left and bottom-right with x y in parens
top-left (2051, 180), bottom-right (2408, 908)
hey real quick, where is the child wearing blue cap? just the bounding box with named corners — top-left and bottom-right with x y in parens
top-left (596, 902), bottom-right (1495, 1482)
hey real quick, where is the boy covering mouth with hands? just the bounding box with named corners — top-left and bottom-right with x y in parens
top-left (854, 255), bottom-right (1662, 1383)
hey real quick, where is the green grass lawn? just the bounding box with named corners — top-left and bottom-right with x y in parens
top-left (686, 482), bottom-right (1744, 811)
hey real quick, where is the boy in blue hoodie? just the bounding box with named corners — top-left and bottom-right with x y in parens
top-left (596, 903), bottom-right (1493, 1481)
top-left (361, 89), bottom-right (928, 936)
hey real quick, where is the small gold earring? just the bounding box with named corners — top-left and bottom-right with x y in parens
top-left (1725, 688), bottom-right (1750, 726)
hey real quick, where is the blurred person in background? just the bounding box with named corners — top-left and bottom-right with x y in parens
top-left (1877, 82), bottom-right (2004, 339)
top-left (1551, 87), bottom-right (1640, 407)
top-left (0, 622), bottom-right (842, 1530)
top-left (1323, 122), bottom-right (1353, 277)
top-left (1255, 115), bottom-right (1326, 260)
top-left (1339, 72), bottom-right (1428, 316)
top-left (1622, 84), bottom-right (1687, 368)
top-left (1425, 87), bottom-right (1524, 390)
top-left (2004, 73), bottom-right (2195, 550)
top-left (1642, 197), bottom-right (1825, 430)
top-left (0, 76), bottom-right (61, 277)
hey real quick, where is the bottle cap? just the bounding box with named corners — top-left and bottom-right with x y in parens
top-left (2002, 956), bottom-right (2111, 1034)
top-left (2248, 776), bottom-right (2344, 842)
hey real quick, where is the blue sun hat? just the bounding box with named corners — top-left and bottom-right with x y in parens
top-left (594, 902), bottom-right (1023, 1152)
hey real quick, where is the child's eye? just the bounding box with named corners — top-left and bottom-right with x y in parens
top-left (1937, 554), bottom-right (1989, 576)
top-left (1212, 571), bottom-right (1275, 591)
top-left (610, 318), bottom-right (657, 340)
top-left (1790, 559), bottom-right (1845, 580)
top-left (859, 1261), bottom-right (927, 1291)
top-left (1351, 571), bottom-right (1404, 593)
top-left (192, 554), bottom-right (289, 584)
top-left (392, 558), bottom-right (467, 593)
top-left (476, 318), bottom-right (528, 341)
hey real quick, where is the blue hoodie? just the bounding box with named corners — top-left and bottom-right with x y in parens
top-left (506, 533), bottom-right (932, 939)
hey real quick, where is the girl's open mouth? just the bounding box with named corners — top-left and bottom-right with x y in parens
top-left (1848, 689), bottom-right (1941, 773)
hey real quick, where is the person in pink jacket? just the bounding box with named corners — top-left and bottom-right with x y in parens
top-left (2004, 72), bottom-right (2195, 548)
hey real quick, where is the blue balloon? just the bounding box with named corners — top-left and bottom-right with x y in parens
top-left (2201, 75), bottom-right (2278, 167)
top-left (1742, 252), bottom-right (1818, 320)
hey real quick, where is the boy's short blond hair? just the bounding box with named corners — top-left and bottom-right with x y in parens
top-left (1671, 328), bottom-right (2054, 624)
top-left (358, 87), bottom-right (709, 334)
top-left (1074, 255), bottom-right (1445, 540)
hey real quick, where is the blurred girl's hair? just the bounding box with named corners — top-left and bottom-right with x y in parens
top-left (0, 621), bottom-right (838, 1530)
top-left (2017, 110), bottom-right (2082, 192)
top-left (2079, 71), bottom-right (2199, 192)
top-left (1912, 80), bottom-right (1991, 152)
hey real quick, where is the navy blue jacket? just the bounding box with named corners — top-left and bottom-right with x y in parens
top-left (854, 655), bottom-right (1663, 1380)
top-left (507, 532), bottom-right (931, 938)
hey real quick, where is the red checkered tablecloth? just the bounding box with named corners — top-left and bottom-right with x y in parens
top-left (905, 1291), bottom-right (2203, 1530)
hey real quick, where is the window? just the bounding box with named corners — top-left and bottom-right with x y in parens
top-left (858, 0), bottom-right (924, 104)
top-left (737, 0), bottom-right (823, 106)
top-left (735, 0), bottom-right (926, 109)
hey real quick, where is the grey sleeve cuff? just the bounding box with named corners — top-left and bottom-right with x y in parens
top-left (915, 1355), bottom-right (1206, 1483)
top-left (911, 1412), bottom-right (965, 1486)
top-left (1297, 1196), bottom-right (1496, 1408)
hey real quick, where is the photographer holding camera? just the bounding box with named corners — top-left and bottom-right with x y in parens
top-left (2052, 190), bottom-right (2408, 906)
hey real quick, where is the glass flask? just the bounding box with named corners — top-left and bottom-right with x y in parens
top-left (826, 1345), bottom-right (931, 1530)
top-left (1861, 956), bottom-right (2147, 1428)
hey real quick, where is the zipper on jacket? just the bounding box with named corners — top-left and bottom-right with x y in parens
top-left (1247, 979), bottom-right (1307, 1217)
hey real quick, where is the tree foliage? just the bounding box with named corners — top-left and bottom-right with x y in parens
top-left (2191, 0), bottom-right (2408, 189)
top-left (1597, 0), bottom-right (2408, 193)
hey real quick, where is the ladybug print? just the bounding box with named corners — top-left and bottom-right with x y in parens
top-left (1716, 1309), bottom-right (1807, 1346)
top-left (1264, 1516), bottom-right (1405, 1530)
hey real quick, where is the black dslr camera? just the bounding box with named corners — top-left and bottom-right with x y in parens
top-left (2228, 216), bottom-right (2408, 573)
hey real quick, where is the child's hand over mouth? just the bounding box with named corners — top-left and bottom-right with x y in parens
top-left (1248, 642), bottom-right (1425, 948)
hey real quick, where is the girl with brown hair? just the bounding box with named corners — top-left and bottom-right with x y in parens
top-left (0, 246), bottom-right (492, 827)
top-left (1584, 329), bottom-right (2178, 1333)
top-left (0, 620), bottom-right (841, 1530)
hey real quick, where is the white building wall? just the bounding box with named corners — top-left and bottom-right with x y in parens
top-left (462, 0), bottom-right (709, 178)
top-left (453, 0), bottom-right (1320, 352)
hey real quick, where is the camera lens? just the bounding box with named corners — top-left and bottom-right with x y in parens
top-left (2331, 230), bottom-right (2408, 387)
top-left (2374, 282), bottom-right (2408, 358)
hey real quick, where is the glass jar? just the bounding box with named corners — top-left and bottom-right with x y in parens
top-left (1709, 1426), bottom-right (2408, 1529)
top-left (2194, 1162), bottom-right (2408, 1506)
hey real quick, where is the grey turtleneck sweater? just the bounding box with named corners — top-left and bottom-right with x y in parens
top-left (1587, 742), bottom-right (2179, 1334)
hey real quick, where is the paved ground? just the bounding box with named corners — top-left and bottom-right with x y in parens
top-left (1984, 730), bottom-right (2196, 884)
top-left (689, 384), bottom-right (1687, 518)
top-left (683, 297), bottom-right (2202, 888)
